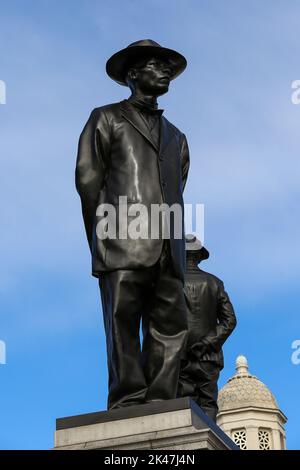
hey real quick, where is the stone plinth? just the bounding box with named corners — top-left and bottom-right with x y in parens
top-left (55, 398), bottom-right (238, 450)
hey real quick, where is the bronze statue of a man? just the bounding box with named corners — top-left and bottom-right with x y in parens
top-left (177, 235), bottom-right (237, 421)
top-left (76, 40), bottom-right (190, 409)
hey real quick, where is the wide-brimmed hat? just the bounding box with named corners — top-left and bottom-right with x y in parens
top-left (106, 39), bottom-right (187, 86)
top-left (185, 234), bottom-right (209, 260)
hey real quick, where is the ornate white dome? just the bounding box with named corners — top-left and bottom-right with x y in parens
top-left (218, 355), bottom-right (278, 412)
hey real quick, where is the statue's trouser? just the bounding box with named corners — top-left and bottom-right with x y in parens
top-left (98, 240), bottom-right (188, 410)
top-left (178, 360), bottom-right (221, 422)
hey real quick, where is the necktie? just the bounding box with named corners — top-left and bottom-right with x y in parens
top-left (142, 111), bottom-right (161, 147)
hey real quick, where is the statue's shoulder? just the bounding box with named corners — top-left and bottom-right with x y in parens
top-left (162, 117), bottom-right (180, 134)
top-left (92, 101), bottom-right (122, 117)
top-left (84, 102), bottom-right (122, 129)
top-left (162, 116), bottom-right (186, 140)
top-left (198, 269), bottom-right (223, 286)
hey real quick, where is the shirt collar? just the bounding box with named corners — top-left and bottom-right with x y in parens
top-left (127, 96), bottom-right (164, 116)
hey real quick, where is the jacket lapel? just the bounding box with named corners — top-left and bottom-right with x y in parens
top-left (120, 100), bottom-right (159, 152)
top-left (159, 115), bottom-right (176, 156)
top-left (120, 100), bottom-right (176, 155)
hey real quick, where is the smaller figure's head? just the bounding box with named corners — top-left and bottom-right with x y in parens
top-left (185, 234), bottom-right (209, 264)
top-left (125, 56), bottom-right (174, 96)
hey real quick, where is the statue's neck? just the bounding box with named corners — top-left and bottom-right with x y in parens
top-left (186, 257), bottom-right (201, 272)
top-left (129, 91), bottom-right (158, 109)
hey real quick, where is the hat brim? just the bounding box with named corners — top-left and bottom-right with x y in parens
top-left (106, 45), bottom-right (187, 86)
top-left (199, 247), bottom-right (210, 261)
top-left (187, 246), bottom-right (210, 261)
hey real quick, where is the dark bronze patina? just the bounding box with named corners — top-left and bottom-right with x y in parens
top-left (76, 40), bottom-right (190, 409)
top-left (177, 235), bottom-right (237, 421)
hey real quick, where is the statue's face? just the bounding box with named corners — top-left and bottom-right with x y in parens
top-left (187, 253), bottom-right (201, 265)
top-left (132, 56), bottom-right (173, 96)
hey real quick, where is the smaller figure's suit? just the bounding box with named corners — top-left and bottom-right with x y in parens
top-left (177, 236), bottom-right (237, 421)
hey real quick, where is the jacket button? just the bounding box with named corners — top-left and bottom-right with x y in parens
top-left (159, 154), bottom-right (164, 161)
top-left (161, 180), bottom-right (166, 187)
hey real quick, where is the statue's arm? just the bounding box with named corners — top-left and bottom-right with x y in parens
top-left (212, 282), bottom-right (237, 350)
top-left (75, 108), bottom-right (110, 252)
top-left (190, 282), bottom-right (237, 359)
top-left (180, 133), bottom-right (190, 192)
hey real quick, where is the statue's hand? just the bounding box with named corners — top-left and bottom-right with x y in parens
top-left (189, 340), bottom-right (209, 360)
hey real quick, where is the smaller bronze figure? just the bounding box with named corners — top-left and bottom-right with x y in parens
top-left (177, 235), bottom-right (237, 421)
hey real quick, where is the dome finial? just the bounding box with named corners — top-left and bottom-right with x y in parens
top-left (235, 355), bottom-right (249, 375)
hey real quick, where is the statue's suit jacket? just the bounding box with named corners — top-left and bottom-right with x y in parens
top-left (184, 269), bottom-right (237, 367)
top-left (76, 99), bottom-right (190, 280)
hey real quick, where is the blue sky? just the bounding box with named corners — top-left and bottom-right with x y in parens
top-left (0, 0), bottom-right (299, 449)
